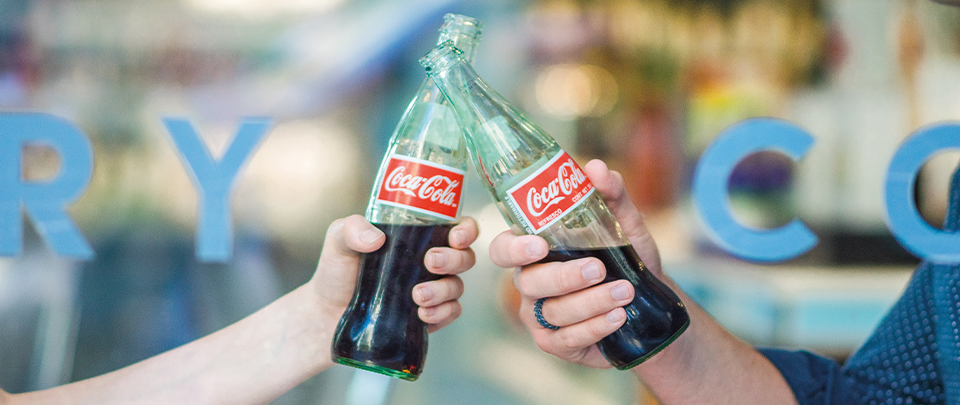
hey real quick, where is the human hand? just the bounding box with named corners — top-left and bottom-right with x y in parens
top-left (309, 215), bottom-right (479, 334)
top-left (489, 159), bottom-right (664, 368)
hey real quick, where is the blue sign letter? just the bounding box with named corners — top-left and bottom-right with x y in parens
top-left (163, 118), bottom-right (271, 262)
top-left (692, 118), bottom-right (818, 262)
top-left (0, 113), bottom-right (94, 258)
top-left (885, 123), bottom-right (960, 263)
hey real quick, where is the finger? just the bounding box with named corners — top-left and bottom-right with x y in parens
top-left (312, 215), bottom-right (385, 309)
top-left (534, 308), bottom-right (627, 355)
top-left (323, 214), bottom-right (385, 259)
top-left (489, 230), bottom-right (548, 268)
top-left (584, 160), bottom-right (640, 225)
top-left (421, 301), bottom-right (463, 332)
top-left (583, 159), bottom-right (662, 273)
top-left (513, 257), bottom-right (605, 298)
top-left (531, 281), bottom-right (634, 327)
top-left (424, 246), bottom-right (476, 275)
top-left (315, 215), bottom-right (383, 276)
top-left (413, 276), bottom-right (465, 307)
top-left (448, 217), bottom-right (480, 249)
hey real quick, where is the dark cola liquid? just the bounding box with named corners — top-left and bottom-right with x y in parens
top-left (538, 245), bottom-right (689, 369)
top-left (331, 223), bottom-right (453, 381)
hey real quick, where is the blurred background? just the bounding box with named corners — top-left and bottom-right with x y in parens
top-left (2, 0), bottom-right (960, 403)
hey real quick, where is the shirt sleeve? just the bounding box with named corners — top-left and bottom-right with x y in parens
top-left (757, 163), bottom-right (960, 405)
top-left (758, 348), bottom-right (862, 405)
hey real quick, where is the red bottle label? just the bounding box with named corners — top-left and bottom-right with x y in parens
top-left (506, 151), bottom-right (595, 234)
top-left (375, 155), bottom-right (465, 221)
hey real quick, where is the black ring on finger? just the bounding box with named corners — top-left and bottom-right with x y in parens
top-left (534, 297), bottom-right (561, 330)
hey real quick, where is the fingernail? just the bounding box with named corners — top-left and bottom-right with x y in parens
top-left (611, 284), bottom-right (630, 301)
top-left (607, 309), bottom-right (624, 323)
top-left (525, 242), bottom-right (542, 257)
top-left (582, 262), bottom-right (601, 281)
top-left (418, 286), bottom-right (435, 302)
top-left (360, 229), bottom-right (383, 244)
top-left (431, 251), bottom-right (448, 268)
top-left (422, 306), bottom-right (437, 317)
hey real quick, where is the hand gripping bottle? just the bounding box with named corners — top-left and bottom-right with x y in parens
top-left (331, 15), bottom-right (481, 381)
top-left (420, 41), bottom-right (689, 369)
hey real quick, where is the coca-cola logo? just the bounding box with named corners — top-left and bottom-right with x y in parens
top-left (384, 166), bottom-right (460, 207)
top-left (376, 155), bottom-right (465, 220)
top-left (507, 151), bottom-right (595, 234)
top-left (525, 159), bottom-right (587, 216)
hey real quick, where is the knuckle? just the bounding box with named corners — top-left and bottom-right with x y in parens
top-left (555, 268), bottom-right (576, 293)
top-left (556, 260), bottom-right (588, 293)
top-left (514, 273), bottom-right (534, 297)
top-left (346, 213), bottom-right (365, 222)
top-left (586, 317), bottom-right (612, 340)
top-left (488, 231), bottom-right (515, 267)
top-left (556, 330), bottom-right (581, 351)
top-left (342, 215), bottom-right (365, 231)
top-left (460, 217), bottom-right (479, 238)
top-left (587, 290), bottom-right (609, 315)
top-left (326, 218), bottom-right (346, 236)
top-left (512, 243), bottom-right (530, 265)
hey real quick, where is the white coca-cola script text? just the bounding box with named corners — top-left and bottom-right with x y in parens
top-left (384, 166), bottom-right (460, 207)
top-left (525, 159), bottom-right (587, 216)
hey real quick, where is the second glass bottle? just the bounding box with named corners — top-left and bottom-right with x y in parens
top-left (420, 41), bottom-right (689, 369)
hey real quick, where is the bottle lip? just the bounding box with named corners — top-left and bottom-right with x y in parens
top-left (419, 40), bottom-right (464, 75)
top-left (440, 13), bottom-right (482, 40)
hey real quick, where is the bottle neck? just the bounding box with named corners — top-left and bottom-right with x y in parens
top-left (422, 42), bottom-right (560, 192)
top-left (437, 32), bottom-right (479, 63)
top-left (437, 14), bottom-right (481, 63)
top-left (421, 45), bottom-right (479, 133)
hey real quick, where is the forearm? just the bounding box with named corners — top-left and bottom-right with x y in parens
top-left (634, 278), bottom-right (798, 405)
top-left (10, 284), bottom-right (338, 405)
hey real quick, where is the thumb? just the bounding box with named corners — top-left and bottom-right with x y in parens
top-left (583, 159), bottom-right (662, 276)
top-left (312, 215), bottom-right (385, 309)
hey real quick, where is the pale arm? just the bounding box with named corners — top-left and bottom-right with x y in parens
top-left (1, 215), bottom-right (478, 405)
top-left (7, 284), bottom-right (336, 405)
top-left (633, 279), bottom-right (797, 404)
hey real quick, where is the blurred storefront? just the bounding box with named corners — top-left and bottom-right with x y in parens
top-left (1, 0), bottom-right (959, 404)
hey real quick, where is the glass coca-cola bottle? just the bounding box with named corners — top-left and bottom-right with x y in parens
top-left (420, 41), bottom-right (689, 369)
top-left (330, 15), bottom-right (481, 382)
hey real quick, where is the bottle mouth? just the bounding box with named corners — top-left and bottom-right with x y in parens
top-left (439, 13), bottom-right (482, 41)
top-left (419, 40), bottom-right (464, 76)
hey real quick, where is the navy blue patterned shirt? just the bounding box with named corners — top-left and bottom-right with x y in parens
top-left (761, 165), bottom-right (960, 405)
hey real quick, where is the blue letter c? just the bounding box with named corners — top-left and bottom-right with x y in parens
top-left (692, 118), bottom-right (817, 262)
top-left (885, 123), bottom-right (960, 263)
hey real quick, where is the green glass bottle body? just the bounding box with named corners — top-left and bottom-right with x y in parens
top-left (331, 15), bottom-right (481, 381)
top-left (420, 41), bottom-right (689, 369)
